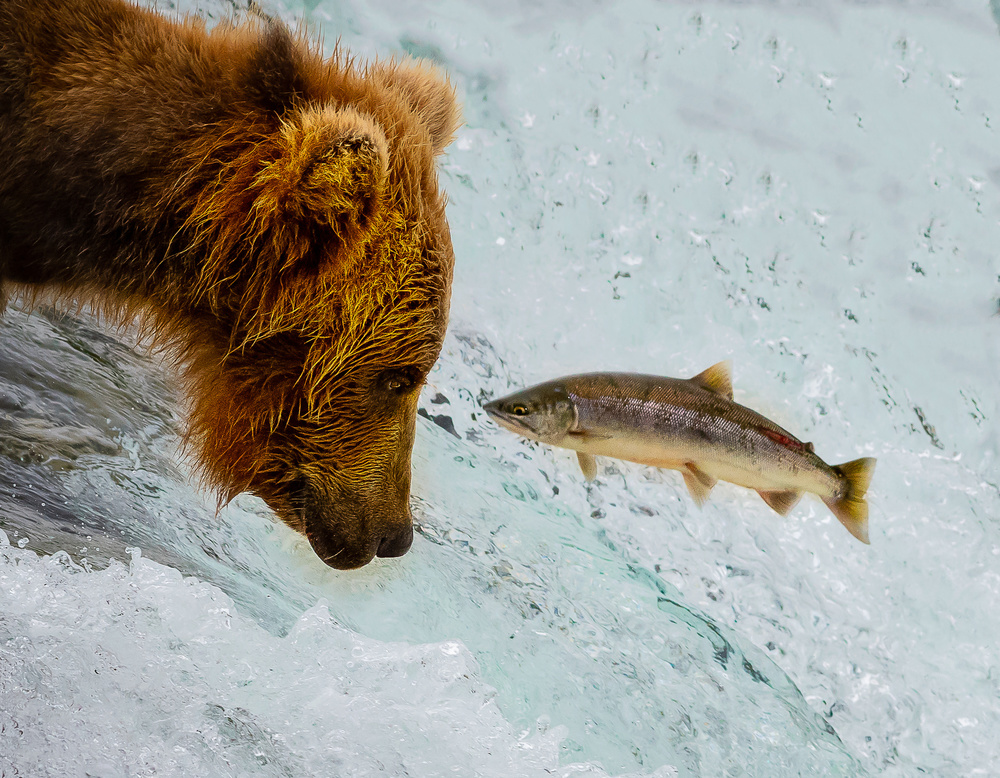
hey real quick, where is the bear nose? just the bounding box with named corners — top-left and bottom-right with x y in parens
top-left (305, 522), bottom-right (377, 570)
top-left (376, 522), bottom-right (413, 558)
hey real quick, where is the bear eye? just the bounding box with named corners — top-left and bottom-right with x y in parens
top-left (379, 367), bottom-right (422, 395)
top-left (511, 404), bottom-right (529, 416)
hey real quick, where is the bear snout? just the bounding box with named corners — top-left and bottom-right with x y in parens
top-left (376, 523), bottom-right (414, 559)
top-left (304, 515), bottom-right (413, 569)
top-left (298, 480), bottom-right (414, 569)
top-left (305, 520), bottom-right (377, 570)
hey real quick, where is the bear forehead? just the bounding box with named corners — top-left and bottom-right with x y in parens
top-left (154, 17), bottom-right (462, 366)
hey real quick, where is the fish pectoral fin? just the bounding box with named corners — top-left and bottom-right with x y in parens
top-left (757, 489), bottom-right (803, 517)
top-left (568, 429), bottom-right (612, 441)
top-left (576, 452), bottom-right (598, 481)
top-left (689, 361), bottom-right (733, 400)
top-left (681, 463), bottom-right (717, 507)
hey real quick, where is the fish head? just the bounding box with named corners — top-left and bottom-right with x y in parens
top-left (483, 382), bottom-right (576, 444)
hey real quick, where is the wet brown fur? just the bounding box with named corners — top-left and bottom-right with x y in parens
top-left (0, 0), bottom-right (461, 568)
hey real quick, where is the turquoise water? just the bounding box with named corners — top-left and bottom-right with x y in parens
top-left (2, 1), bottom-right (998, 775)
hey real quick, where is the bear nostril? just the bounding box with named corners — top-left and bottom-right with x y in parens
top-left (376, 523), bottom-right (414, 558)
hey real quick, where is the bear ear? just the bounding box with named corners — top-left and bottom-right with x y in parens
top-left (250, 104), bottom-right (390, 272)
top-left (378, 61), bottom-right (462, 154)
top-left (242, 20), bottom-right (309, 115)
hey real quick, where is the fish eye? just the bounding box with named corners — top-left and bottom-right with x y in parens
top-left (511, 404), bottom-right (529, 416)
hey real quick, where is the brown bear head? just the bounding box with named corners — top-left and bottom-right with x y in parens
top-left (0, 5), bottom-right (462, 569)
top-left (172, 37), bottom-right (461, 570)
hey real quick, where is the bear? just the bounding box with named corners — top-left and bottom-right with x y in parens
top-left (0, 0), bottom-right (461, 569)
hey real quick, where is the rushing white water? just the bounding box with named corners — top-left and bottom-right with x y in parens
top-left (1, 1), bottom-right (998, 776)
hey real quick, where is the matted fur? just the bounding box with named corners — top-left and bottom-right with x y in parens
top-left (0, 0), bottom-right (461, 569)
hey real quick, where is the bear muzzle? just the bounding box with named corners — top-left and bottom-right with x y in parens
top-left (298, 479), bottom-right (414, 570)
top-left (305, 516), bottom-right (413, 570)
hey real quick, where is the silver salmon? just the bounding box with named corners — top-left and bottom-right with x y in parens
top-left (483, 362), bottom-right (876, 544)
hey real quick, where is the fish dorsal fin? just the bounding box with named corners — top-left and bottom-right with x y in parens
top-left (805, 442), bottom-right (815, 453)
top-left (689, 361), bottom-right (733, 400)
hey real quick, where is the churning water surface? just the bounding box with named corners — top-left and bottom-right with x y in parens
top-left (2, 0), bottom-right (999, 776)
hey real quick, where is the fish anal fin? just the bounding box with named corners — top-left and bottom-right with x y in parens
top-left (758, 489), bottom-right (802, 517)
top-left (577, 451), bottom-right (598, 481)
top-left (690, 361), bottom-right (733, 400)
top-left (681, 463), bottom-right (717, 507)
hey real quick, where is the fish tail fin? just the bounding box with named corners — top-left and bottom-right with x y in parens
top-left (822, 457), bottom-right (877, 545)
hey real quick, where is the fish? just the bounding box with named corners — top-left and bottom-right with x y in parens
top-left (482, 361), bottom-right (876, 544)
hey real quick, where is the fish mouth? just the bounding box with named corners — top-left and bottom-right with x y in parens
top-left (482, 400), bottom-right (534, 436)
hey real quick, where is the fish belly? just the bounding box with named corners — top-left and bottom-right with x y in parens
top-left (697, 458), bottom-right (836, 498)
top-left (575, 436), bottom-right (692, 473)
top-left (570, 430), bottom-right (836, 499)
